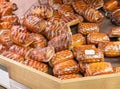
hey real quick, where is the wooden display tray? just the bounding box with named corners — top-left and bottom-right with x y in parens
top-left (0, 0), bottom-right (120, 89)
top-left (0, 55), bottom-right (120, 89)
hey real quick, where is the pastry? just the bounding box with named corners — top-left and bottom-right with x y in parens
top-left (24, 59), bottom-right (48, 73)
top-left (49, 50), bottom-right (74, 67)
top-left (78, 23), bottom-right (99, 35)
top-left (98, 41), bottom-right (120, 57)
top-left (109, 27), bottom-right (120, 37)
top-left (72, 33), bottom-right (85, 47)
top-left (48, 33), bottom-right (72, 52)
top-left (83, 6), bottom-right (104, 23)
top-left (1, 51), bottom-right (24, 63)
top-left (30, 33), bottom-right (47, 48)
top-left (22, 15), bottom-right (47, 33)
top-left (10, 25), bottom-right (34, 47)
top-left (76, 48), bottom-right (104, 63)
top-left (25, 46), bottom-right (55, 62)
top-left (58, 74), bottom-right (82, 80)
top-left (85, 62), bottom-right (113, 76)
top-left (87, 32), bottom-right (110, 45)
top-left (53, 59), bottom-right (79, 76)
top-left (83, 0), bottom-right (104, 9)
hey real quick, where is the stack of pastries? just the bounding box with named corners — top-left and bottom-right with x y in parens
top-left (0, 0), bottom-right (120, 80)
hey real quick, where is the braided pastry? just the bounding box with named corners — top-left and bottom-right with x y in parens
top-left (78, 23), bottom-right (99, 35)
top-left (44, 22), bottom-right (70, 40)
top-left (0, 29), bottom-right (13, 47)
top-left (27, 4), bottom-right (53, 19)
top-left (10, 25), bottom-right (34, 47)
top-left (0, 22), bottom-right (12, 29)
top-left (1, 51), bottom-right (24, 63)
top-left (60, 13), bottom-right (83, 26)
top-left (103, 0), bottom-right (119, 12)
top-left (48, 0), bottom-right (62, 10)
top-left (53, 59), bottom-right (79, 76)
top-left (72, 45), bottom-right (96, 58)
top-left (83, 6), bottom-right (104, 23)
top-left (109, 27), bottom-right (120, 37)
top-left (87, 32), bottom-right (110, 45)
top-left (49, 50), bottom-right (74, 67)
top-left (48, 33), bottom-right (72, 52)
top-left (98, 41), bottom-right (120, 57)
top-left (72, 1), bottom-right (87, 15)
top-left (30, 33), bottom-right (47, 48)
top-left (1, 15), bottom-right (19, 25)
top-left (22, 15), bottom-right (47, 33)
top-left (76, 48), bottom-right (104, 63)
top-left (83, 0), bottom-right (104, 9)
top-left (85, 62), bottom-right (113, 76)
top-left (58, 4), bottom-right (74, 15)
top-left (9, 45), bottom-right (31, 57)
top-left (24, 59), bottom-right (48, 73)
top-left (58, 74), bottom-right (82, 80)
top-left (25, 46), bottom-right (55, 62)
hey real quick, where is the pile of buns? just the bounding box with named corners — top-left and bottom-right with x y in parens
top-left (0, 0), bottom-right (120, 80)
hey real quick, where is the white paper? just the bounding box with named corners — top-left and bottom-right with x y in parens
top-left (85, 50), bottom-right (95, 55)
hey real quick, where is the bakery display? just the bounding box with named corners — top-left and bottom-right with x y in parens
top-left (0, 0), bottom-right (120, 81)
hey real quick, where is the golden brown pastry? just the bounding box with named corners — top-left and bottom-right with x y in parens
top-left (48, 11), bottom-right (61, 25)
top-left (87, 32), bottom-right (110, 45)
top-left (111, 10), bottom-right (120, 26)
top-left (0, 29), bottom-right (13, 47)
top-left (85, 62), bottom-right (113, 76)
top-left (0, 22), bottom-right (12, 29)
top-left (103, 0), bottom-right (119, 12)
top-left (0, 2), bottom-right (17, 17)
top-left (58, 4), bottom-right (74, 15)
top-left (0, 44), bottom-right (7, 54)
top-left (38, 0), bottom-right (48, 5)
top-left (98, 41), bottom-right (120, 57)
top-left (1, 51), bottom-right (24, 63)
top-left (1, 15), bottom-right (19, 25)
top-left (48, 0), bottom-right (62, 10)
top-left (72, 33), bottom-right (86, 47)
top-left (58, 74), bottom-right (82, 80)
top-left (9, 45), bottom-right (31, 57)
top-left (83, 6), bottom-right (104, 23)
top-left (25, 46), bottom-right (55, 62)
top-left (78, 23), bottom-right (99, 35)
top-left (27, 4), bottom-right (53, 19)
top-left (44, 22), bottom-right (70, 40)
top-left (83, 0), bottom-right (104, 9)
top-left (49, 50), bottom-right (74, 67)
top-left (60, 13), bottom-right (83, 26)
top-left (10, 25), bottom-right (34, 47)
top-left (79, 62), bottom-right (88, 73)
top-left (72, 45), bottom-right (96, 58)
top-left (30, 33), bottom-right (47, 48)
top-left (113, 66), bottom-right (120, 73)
top-left (62, 0), bottom-right (79, 5)
top-left (72, 1), bottom-right (87, 15)
top-left (48, 33), bottom-right (72, 52)
top-left (53, 59), bottom-right (79, 76)
top-left (76, 48), bottom-right (104, 63)
top-left (22, 15), bottom-right (47, 33)
top-left (109, 27), bottom-right (120, 37)
top-left (24, 59), bottom-right (48, 73)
